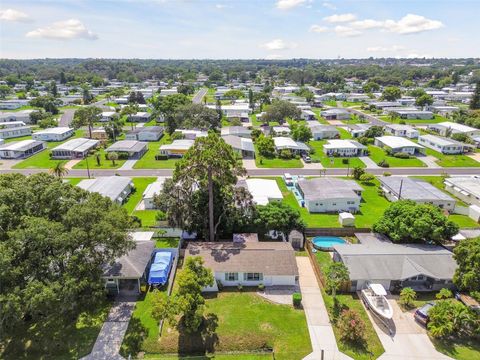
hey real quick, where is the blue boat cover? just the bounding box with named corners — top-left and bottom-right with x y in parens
top-left (148, 252), bottom-right (173, 285)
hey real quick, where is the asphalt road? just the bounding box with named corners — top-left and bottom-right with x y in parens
top-left (58, 109), bottom-right (76, 127)
top-left (2, 167), bottom-right (480, 178)
top-left (192, 88), bottom-right (208, 104)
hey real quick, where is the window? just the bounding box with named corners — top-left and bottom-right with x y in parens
top-left (225, 272), bottom-right (238, 281)
top-left (244, 273), bottom-right (263, 281)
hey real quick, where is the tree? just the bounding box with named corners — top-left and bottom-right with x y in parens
top-left (373, 200), bottom-right (459, 244)
top-left (29, 95), bottom-right (61, 115)
top-left (107, 151), bottom-right (118, 166)
top-left (177, 84), bottom-right (195, 96)
top-left (337, 310), bottom-right (366, 343)
top-left (38, 117), bottom-right (58, 129)
top-left (248, 88), bottom-right (254, 110)
top-left (324, 262), bottom-right (349, 299)
top-left (223, 89), bottom-right (244, 100)
top-left (104, 114), bottom-right (124, 142)
top-left (81, 84), bottom-right (93, 104)
top-left (0, 84), bottom-right (11, 99)
top-left (436, 288), bottom-right (453, 300)
top-left (470, 82), bottom-right (480, 110)
top-left (71, 106), bottom-right (102, 138)
top-left (399, 287), bottom-right (417, 308)
top-left (291, 123), bottom-right (312, 142)
top-left (427, 300), bottom-right (476, 338)
top-left (128, 91), bottom-right (145, 104)
top-left (256, 134), bottom-right (275, 157)
top-left (453, 237), bottom-right (480, 292)
top-left (359, 173), bottom-right (375, 183)
top-left (49, 162), bottom-right (69, 178)
top-left (29, 109), bottom-right (52, 125)
top-left (363, 81), bottom-right (380, 93)
top-left (0, 173), bottom-right (134, 334)
top-left (363, 125), bottom-right (383, 138)
top-left (149, 94), bottom-right (191, 133)
top-left (255, 202), bottom-right (305, 239)
top-left (262, 100), bottom-right (301, 125)
top-left (352, 166), bottom-right (365, 180)
top-left (173, 103), bottom-right (220, 132)
top-left (415, 94), bottom-right (434, 108)
top-left (382, 86), bottom-right (402, 101)
top-left (49, 81), bottom-right (58, 97)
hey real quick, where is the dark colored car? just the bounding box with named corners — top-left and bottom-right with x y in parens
top-left (414, 302), bottom-right (435, 326)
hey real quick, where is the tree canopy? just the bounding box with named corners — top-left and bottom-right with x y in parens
top-left (291, 123), bottom-right (312, 142)
top-left (381, 86), bottom-right (402, 101)
top-left (254, 202), bottom-right (305, 239)
top-left (453, 237), bottom-right (480, 292)
top-left (0, 173), bottom-right (134, 334)
top-left (372, 200), bottom-right (459, 244)
top-left (172, 103), bottom-right (220, 132)
top-left (262, 100), bottom-right (301, 125)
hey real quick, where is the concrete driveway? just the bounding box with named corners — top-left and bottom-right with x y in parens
top-left (361, 296), bottom-right (452, 360)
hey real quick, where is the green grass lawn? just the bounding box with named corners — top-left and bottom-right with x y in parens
top-left (313, 252), bottom-right (385, 360)
top-left (367, 145), bottom-right (426, 168)
top-left (155, 237), bottom-right (180, 248)
top-left (337, 127), bottom-right (352, 139)
top-left (134, 134), bottom-right (180, 169)
top-left (311, 108), bottom-right (328, 124)
top-left (255, 155), bottom-right (303, 168)
top-left (73, 148), bottom-right (127, 169)
top-left (133, 292), bottom-right (312, 360)
top-left (65, 177), bottom-right (87, 186)
top-left (308, 140), bottom-right (366, 169)
top-left (133, 210), bottom-right (159, 227)
top-left (1, 300), bottom-right (111, 360)
top-left (432, 338), bottom-right (480, 360)
top-left (423, 148), bottom-right (480, 167)
top-left (123, 177), bottom-right (157, 214)
top-left (323, 100), bottom-right (337, 107)
top-left (341, 101), bottom-right (364, 107)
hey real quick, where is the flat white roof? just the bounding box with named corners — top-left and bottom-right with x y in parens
top-left (77, 176), bottom-right (132, 201)
top-left (323, 139), bottom-right (364, 149)
top-left (160, 139), bottom-right (194, 150)
top-left (52, 137), bottom-right (99, 152)
top-left (435, 122), bottom-right (478, 133)
top-left (34, 127), bottom-right (73, 135)
top-left (375, 136), bottom-right (424, 149)
top-left (273, 137), bottom-right (297, 148)
top-left (419, 134), bottom-right (462, 147)
top-left (143, 177), bottom-right (169, 198)
top-left (0, 139), bottom-right (42, 151)
top-left (245, 179), bottom-right (283, 205)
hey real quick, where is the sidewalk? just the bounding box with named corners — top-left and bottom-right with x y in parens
top-left (64, 159), bottom-right (81, 169)
top-left (418, 155), bottom-right (441, 168)
top-left (296, 257), bottom-right (352, 360)
top-left (242, 159), bottom-right (257, 170)
top-left (359, 156), bottom-right (380, 169)
top-left (119, 159), bottom-right (138, 170)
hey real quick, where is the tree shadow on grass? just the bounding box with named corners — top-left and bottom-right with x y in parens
top-left (120, 317), bottom-right (148, 358)
top-left (177, 313), bottom-right (219, 356)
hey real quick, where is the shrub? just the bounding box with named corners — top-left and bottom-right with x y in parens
top-left (378, 159), bottom-right (390, 168)
top-left (258, 283), bottom-right (265, 291)
top-left (399, 287), bottom-right (417, 308)
top-left (436, 288), bottom-right (453, 300)
top-left (171, 131), bottom-right (184, 140)
top-left (155, 211), bottom-right (166, 221)
top-left (278, 149), bottom-right (293, 159)
top-left (155, 154), bottom-right (168, 160)
top-left (293, 292), bottom-right (302, 307)
top-left (393, 152), bottom-right (411, 159)
top-left (117, 152), bottom-right (130, 160)
top-left (237, 284), bottom-right (243, 292)
top-left (359, 173), bottom-right (375, 183)
top-left (383, 171), bottom-right (392, 176)
top-left (342, 158), bottom-right (349, 165)
top-left (337, 309), bottom-right (366, 343)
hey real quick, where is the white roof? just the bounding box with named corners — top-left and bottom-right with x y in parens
top-left (33, 127), bottom-right (73, 135)
top-left (102, 111), bottom-right (116, 116)
top-left (419, 134), bottom-right (462, 147)
top-left (129, 231), bottom-right (155, 242)
top-left (77, 176), bottom-right (132, 202)
top-left (436, 122), bottom-right (478, 133)
top-left (143, 177), bottom-right (169, 198)
top-left (244, 179), bottom-right (283, 205)
top-left (323, 139), bottom-right (364, 150)
top-left (375, 136), bottom-right (424, 149)
top-left (339, 212), bottom-right (355, 220)
top-left (52, 138), bottom-right (99, 152)
top-left (0, 139), bottom-right (41, 151)
top-left (273, 137), bottom-right (297, 148)
top-left (160, 139), bottom-right (194, 151)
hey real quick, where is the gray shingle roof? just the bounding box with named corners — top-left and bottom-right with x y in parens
top-left (297, 178), bottom-right (363, 201)
top-left (379, 177), bottom-right (455, 202)
top-left (103, 240), bottom-right (155, 278)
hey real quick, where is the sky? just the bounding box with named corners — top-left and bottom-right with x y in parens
top-left (0, 0), bottom-right (479, 59)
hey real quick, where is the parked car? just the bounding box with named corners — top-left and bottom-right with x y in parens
top-left (302, 154), bottom-right (311, 163)
top-left (414, 302), bottom-right (435, 326)
top-left (455, 292), bottom-right (480, 313)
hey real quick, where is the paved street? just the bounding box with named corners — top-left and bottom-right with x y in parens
top-left (192, 87), bottom-right (208, 103)
top-left (58, 109), bottom-right (76, 127)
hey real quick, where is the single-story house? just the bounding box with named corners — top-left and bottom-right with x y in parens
top-left (221, 126), bottom-right (252, 138)
top-left (391, 109), bottom-right (434, 120)
top-left (379, 176), bottom-right (456, 211)
top-left (0, 110), bottom-right (34, 124)
top-left (323, 139), bottom-right (368, 156)
top-left (125, 126), bottom-right (164, 142)
top-left (51, 138), bottom-right (100, 159)
top-left (237, 178), bottom-right (283, 205)
top-left (346, 123), bottom-right (372, 138)
top-left (271, 126), bottom-right (291, 136)
top-left (103, 231), bottom-right (155, 294)
top-left (222, 135), bottom-right (255, 158)
top-left (0, 139), bottom-right (46, 159)
top-left (0, 99), bottom-right (29, 109)
top-left (185, 240), bottom-right (299, 291)
top-left (32, 127), bottom-right (74, 142)
top-left (428, 105), bottom-right (459, 117)
top-left (177, 129), bottom-right (207, 140)
top-left (159, 88), bottom-right (178, 96)
top-left (77, 176), bottom-right (134, 204)
top-left (320, 108), bottom-right (351, 120)
top-left (0, 121), bottom-right (26, 128)
top-left (207, 103), bottom-right (251, 118)
top-left (384, 124), bottom-right (419, 139)
top-left (368, 101), bottom-right (401, 110)
top-left (418, 134), bottom-right (473, 154)
top-left (91, 128), bottom-right (108, 142)
top-left (346, 94), bottom-right (370, 102)
top-left (427, 121), bottom-right (480, 137)
top-left (128, 112), bottom-right (151, 123)
top-left (333, 233), bottom-right (457, 292)
top-left (0, 126), bottom-right (31, 139)
top-left (273, 137), bottom-right (310, 154)
top-left (374, 136), bottom-right (425, 155)
top-left (159, 139), bottom-right (194, 157)
top-left (309, 124), bottom-right (339, 140)
top-left (444, 177), bottom-right (480, 207)
top-left (100, 111), bottom-right (117, 122)
top-left (301, 109), bottom-right (316, 121)
top-left (106, 140), bottom-right (148, 159)
top-left (295, 178), bottom-right (363, 213)
top-left (143, 177), bottom-right (168, 209)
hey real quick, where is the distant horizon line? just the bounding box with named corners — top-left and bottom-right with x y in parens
top-left (1, 57), bottom-right (479, 61)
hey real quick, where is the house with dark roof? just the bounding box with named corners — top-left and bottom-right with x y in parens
top-left (185, 238), bottom-right (298, 291)
top-left (333, 233), bottom-right (457, 292)
top-left (222, 135), bottom-right (255, 158)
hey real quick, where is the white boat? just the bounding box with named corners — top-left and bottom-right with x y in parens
top-left (361, 283), bottom-right (393, 320)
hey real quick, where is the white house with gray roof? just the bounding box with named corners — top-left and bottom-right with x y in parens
top-left (444, 177), bottom-right (480, 207)
top-left (418, 134), bottom-right (473, 154)
top-left (51, 138), bottom-right (99, 159)
top-left (125, 126), bottom-right (164, 141)
top-left (427, 121), bottom-right (480, 137)
top-left (384, 124), bottom-right (419, 139)
top-left (374, 136), bottom-right (425, 155)
top-left (106, 140), bottom-right (148, 158)
top-left (308, 124), bottom-right (339, 140)
top-left (0, 125), bottom-right (31, 139)
top-left (222, 135), bottom-right (255, 158)
top-left (77, 176), bottom-right (133, 204)
top-left (320, 108), bottom-right (351, 120)
top-left (32, 127), bottom-right (74, 142)
top-left (323, 139), bottom-right (367, 156)
top-left (0, 139), bottom-right (46, 159)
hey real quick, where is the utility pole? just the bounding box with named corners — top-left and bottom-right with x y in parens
top-left (85, 154), bottom-right (91, 179)
top-left (398, 178), bottom-right (403, 200)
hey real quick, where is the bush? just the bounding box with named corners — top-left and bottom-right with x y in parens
top-left (118, 152), bottom-right (130, 160)
top-left (293, 292), bottom-right (302, 307)
top-left (171, 131), bottom-right (184, 140)
top-left (155, 154), bottom-right (168, 160)
top-left (399, 287), bottom-right (417, 308)
top-left (278, 149), bottom-right (293, 159)
top-left (359, 173), bottom-right (375, 183)
top-left (237, 284), bottom-right (243, 292)
top-left (393, 152), bottom-right (411, 159)
top-left (436, 288), bottom-right (453, 300)
top-left (378, 159), bottom-right (390, 168)
top-left (337, 309), bottom-right (366, 343)
top-left (258, 283), bottom-right (265, 291)
top-left (383, 171), bottom-right (392, 176)
top-left (342, 158), bottom-right (349, 165)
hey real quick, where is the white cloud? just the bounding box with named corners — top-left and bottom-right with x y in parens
top-left (26, 19), bottom-right (98, 40)
top-left (384, 14), bottom-right (444, 34)
top-left (334, 25), bottom-right (362, 37)
top-left (309, 25), bottom-right (329, 33)
top-left (0, 8), bottom-right (31, 22)
top-left (324, 13), bottom-right (357, 23)
top-left (322, 2), bottom-right (337, 10)
top-left (276, 0), bottom-right (306, 10)
top-left (366, 45), bottom-right (405, 52)
top-left (261, 38), bottom-right (297, 50)
top-left (265, 54), bottom-right (285, 60)
top-left (215, 4), bottom-right (229, 9)
top-left (350, 19), bottom-right (385, 30)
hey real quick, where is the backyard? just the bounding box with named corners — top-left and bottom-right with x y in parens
top-left (121, 177), bottom-right (160, 227)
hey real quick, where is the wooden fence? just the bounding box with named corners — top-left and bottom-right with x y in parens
top-left (306, 240), bottom-right (326, 288)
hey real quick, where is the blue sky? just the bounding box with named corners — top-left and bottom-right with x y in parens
top-left (0, 0), bottom-right (478, 59)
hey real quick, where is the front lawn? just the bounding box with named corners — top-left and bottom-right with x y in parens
top-left (424, 148), bottom-right (480, 167)
top-left (308, 140), bottom-right (366, 169)
top-left (1, 300), bottom-right (111, 360)
top-left (255, 155), bottom-right (304, 168)
top-left (134, 134), bottom-right (180, 169)
top-left (73, 148), bottom-right (127, 169)
top-left (367, 145), bottom-right (426, 168)
top-left (133, 210), bottom-right (159, 227)
top-left (432, 338), bottom-right (480, 360)
top-left (133, 292), bottom-right (311, 360)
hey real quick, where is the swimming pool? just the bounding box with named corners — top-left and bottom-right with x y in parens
top-left (312, 236), bottom-right (347, 251)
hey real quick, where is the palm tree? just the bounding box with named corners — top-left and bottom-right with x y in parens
top-left (399, 287), bottom-right (417, 308)
top-left (107, 151), bottom-right (118, 166)
top-left (50, 162), bottom-right (69, 178)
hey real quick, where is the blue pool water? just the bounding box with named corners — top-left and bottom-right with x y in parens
top-left (312, 236), bottom-right (347, 249)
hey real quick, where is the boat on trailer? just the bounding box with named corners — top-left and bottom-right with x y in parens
top-left (361, 283), bottom-right (393, 320)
